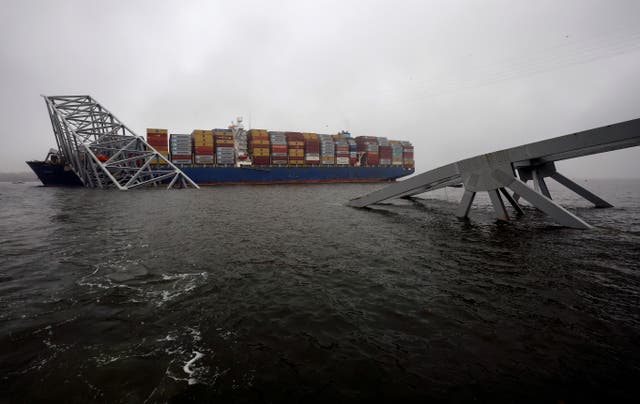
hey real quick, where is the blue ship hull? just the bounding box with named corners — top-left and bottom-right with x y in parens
top-left (180, 166), bottom-right (414, 185)
top-left (26, 161), bottom-right (84, 186)
top-left (27, 161), bottom-right (414, 186)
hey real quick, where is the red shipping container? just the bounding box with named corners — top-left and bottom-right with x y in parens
top-left (252, 156), bottom-right (270, 165)
top-left (194, 146), bottom-right (214, 154)
top-left (366, 152), bottom-right (379, 166)
top-left (285, 132), bottom-right (305, 141)
top-left (379, 146), bottom-right (392, 159)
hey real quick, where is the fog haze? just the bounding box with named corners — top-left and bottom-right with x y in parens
top-left (1, 0), bottom-right (639, 177)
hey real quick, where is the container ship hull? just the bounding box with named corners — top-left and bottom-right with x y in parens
top-left (27, 162), bottom-right (414, 186)
top-left (26, 160), bottom-right (84, 186)
top-left (181, 165), bottom-right (413, 185)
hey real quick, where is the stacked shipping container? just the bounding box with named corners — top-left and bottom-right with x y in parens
top-left (214, 129), bottom-right (235, 165)
top-left (303, 133), bottom-right (320, 165)
top-left (390, 141), bottom-right (404, 165)
top-left (319, 135), bottom-right (335, 165)
top-left (248, 129), bottom-right (270, 165)
top-left (377, 137), bottom-right (392, 166)
top-left (286, 132), bottom-right (305, 165)
top-left (146, 128), bottom-right (169, 165)
top-left (269, 131), bottom-right (288, 165)
top-left (347, 138), bottom-right (358, 165)
top-left (170, 134), bottom-right (192, 164)
top-left (332, 134), bottom-right (350, 165)
top-left (402, 141), bottom-right (415, 168)
top-left (355, 136), bottom-right (379, 166)
top-left (147, 128), bottom-right (413, 168)
top-left (192, 129), bottom-right (214, 164)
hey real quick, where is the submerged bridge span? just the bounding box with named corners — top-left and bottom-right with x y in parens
top-left (349, 118), bottom-right (640, 229)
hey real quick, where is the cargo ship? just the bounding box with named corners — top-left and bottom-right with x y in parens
top-left (27, 124), bottom-right (415, 186)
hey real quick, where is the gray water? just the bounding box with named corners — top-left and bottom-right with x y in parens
top-left (1, 180), bottom-right (639, 403)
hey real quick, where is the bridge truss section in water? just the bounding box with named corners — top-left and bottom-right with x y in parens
top-left (43, 95), bottom-right (199, 190)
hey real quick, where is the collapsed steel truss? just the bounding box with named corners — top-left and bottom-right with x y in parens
top-left (349, 118), bottom-right (640, 229)
top-left (43, 95), bottom-right (199, 190)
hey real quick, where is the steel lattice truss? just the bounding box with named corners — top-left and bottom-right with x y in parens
top-left (43, 95), bottom-right (199, 190)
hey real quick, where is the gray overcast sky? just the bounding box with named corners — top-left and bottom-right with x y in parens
top-left (1, 0), bottom-right (639, 177)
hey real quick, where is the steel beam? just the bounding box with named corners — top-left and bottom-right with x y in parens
top-left (550, 172), bottom-right (613, 208)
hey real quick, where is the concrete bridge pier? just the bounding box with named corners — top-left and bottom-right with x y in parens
top-left (453, 163), bottom-right (591, 229)
top-left (348, 117), bottom-right (640, 229)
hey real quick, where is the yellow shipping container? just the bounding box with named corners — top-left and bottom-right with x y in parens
top-left (147, 128), bottom-right (168, 135)
top-left (193, 135), bottom-right (214, 144)
top-left (287, 141), bottom-right (304, 147)
top-left (251, 148), bottom-right (270, 157)
top-left (302, 132), bottom-right (318, 140)
top-left (288, 149), bottom-right (304, 157)
top-left (193, 141), bottom-right (214, 147)
top-left (216, 139), bottom-right (234, 146)
top-left (191, 129), bottom-right (214, 136)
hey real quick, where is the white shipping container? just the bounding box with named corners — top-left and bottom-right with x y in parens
top-left (336, 157), bottom-right (350, 165)
top-left (194, 158), bottom-right (214, 164)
